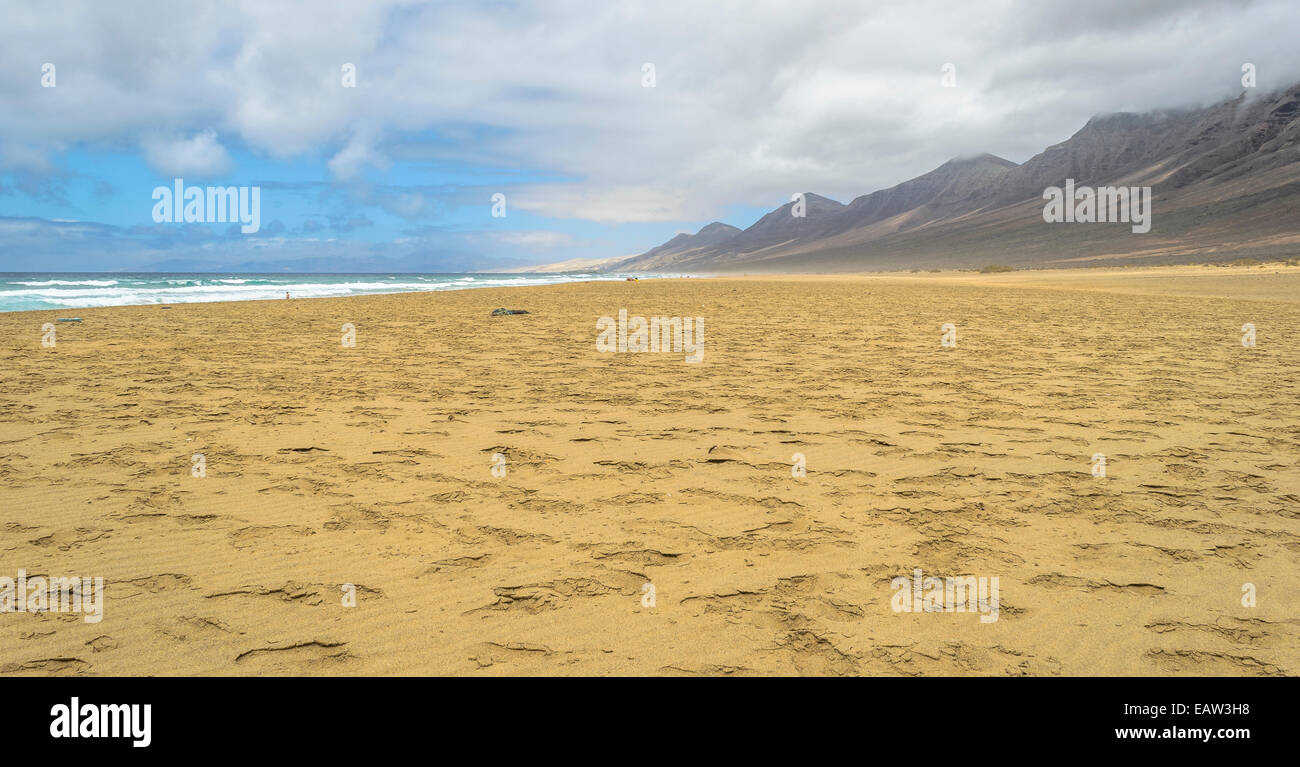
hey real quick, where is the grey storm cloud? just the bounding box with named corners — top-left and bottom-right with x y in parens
top-left (0, 0), bottom-right (1297, 221)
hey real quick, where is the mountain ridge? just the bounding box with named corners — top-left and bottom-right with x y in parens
top-left (603, 84), bottom-right (1300, 272)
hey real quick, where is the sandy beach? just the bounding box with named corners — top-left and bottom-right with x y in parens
top-left (1, 265), bottom-right (1298, 676)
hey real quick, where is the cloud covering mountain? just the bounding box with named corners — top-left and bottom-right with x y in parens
top-left (608, 84), bottom-right (1300, 271)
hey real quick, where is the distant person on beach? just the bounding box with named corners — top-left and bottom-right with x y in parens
top-left (285, 292), bottom-right (290, 299)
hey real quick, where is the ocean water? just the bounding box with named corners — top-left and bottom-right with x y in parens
top-left (0, 272), bottom-right (654, 312)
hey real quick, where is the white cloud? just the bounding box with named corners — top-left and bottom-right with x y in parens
top-left (141, 130), bottom-right (232, 176)
top-left (327, 132), bottom-right (389, 180)
top-left (2, 0), bottom-right (1298, 221)
top-left (482, 230), bottom-right (581, 249)
top-left (511, 184), bottom-right (692, 223)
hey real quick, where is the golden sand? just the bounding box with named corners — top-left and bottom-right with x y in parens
top-left (2, 266), bottom-right (1298, 675)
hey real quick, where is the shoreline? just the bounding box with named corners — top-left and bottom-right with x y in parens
top-left (0, 271), bottom-right (661, 315)
top-left (3, 261), bottom-right (1299, 318)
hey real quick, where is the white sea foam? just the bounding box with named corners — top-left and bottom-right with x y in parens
top-left (13, 279), bottom-right (119, 287)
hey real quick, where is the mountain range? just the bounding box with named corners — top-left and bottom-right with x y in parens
top-left (601, 83), bottom-right (1300, 272)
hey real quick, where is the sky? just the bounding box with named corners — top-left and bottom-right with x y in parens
top-left (0, 0), bottom-right (1297, 272)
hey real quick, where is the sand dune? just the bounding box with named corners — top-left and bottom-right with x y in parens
top-left (1, 265), bottom-right (1297, 675)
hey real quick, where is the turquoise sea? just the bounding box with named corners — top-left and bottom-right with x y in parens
top-left (0, 272), bottom-right (654, 312)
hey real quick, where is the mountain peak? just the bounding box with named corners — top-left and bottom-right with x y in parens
top-left (939, 152), bottom-right (1018, 170)
top-left (797, 192), bottom-right (845, 205)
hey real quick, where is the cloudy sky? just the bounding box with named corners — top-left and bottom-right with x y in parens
top-left (1, 0), bottom-right (1297, 271)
